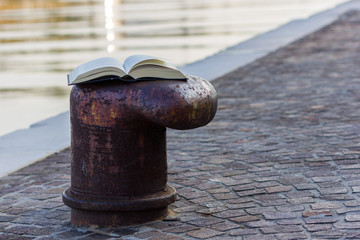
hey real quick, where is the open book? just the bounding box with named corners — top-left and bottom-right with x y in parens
top-left (67, 55), bottom-right (186, 85)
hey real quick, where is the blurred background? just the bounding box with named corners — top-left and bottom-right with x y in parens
top-left (0, 0), bottom-right (346, 136)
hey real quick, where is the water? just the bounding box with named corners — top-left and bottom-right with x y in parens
top-left (0, 0), bottom-right (346, 136)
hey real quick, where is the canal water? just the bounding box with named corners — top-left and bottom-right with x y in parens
top-left (0, 0), bottom-right (346, 136)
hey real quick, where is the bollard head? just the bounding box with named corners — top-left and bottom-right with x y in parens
top-left (70, 75), bottom-right (217, 130)
top-left (133, 75), bottom-right (218, 130)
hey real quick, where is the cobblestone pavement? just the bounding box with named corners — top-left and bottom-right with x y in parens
top-left (2, 10), bottom-right (360, 240)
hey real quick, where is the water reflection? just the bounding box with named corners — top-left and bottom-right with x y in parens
top-left (104, 0), bottom-right (116, 52)
top-left (0, 0), bottom-right (347, 135)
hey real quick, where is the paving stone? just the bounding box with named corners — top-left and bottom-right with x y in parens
top-left (207, 237), bottom-right (238, 240)
top-left (3, 207), bottom-right (31, 216)
top-left (244, 220), bottom-right (276, 228)
top-left (3, 225), bottom-right (58, 236)
top-left (229, 228), bottom-right (258, 236)
top-left (187, 228), bottom-right (223, 239)
top-left (223, 197), bottom-right (253, 205)
top-left (302, 210), bottom-right (333, 217)
top-left (334, 221), bottom-right (360, 229)
top-left (341, 164), bottom-right (360, 170)
top-left (235, 189), bottom-right (266, 197)
top-left (226, 202), bottom-right (257, 210)
top-left (246, 207), bottom-right (275, 215)
top-left (319, 187), bottom-right (348, 195)
top-left (213, 209), bottom-right (246, 218)
top-left (252, 177), bottom-right (279, 183)
top-left (173, 205), bottom-right (198, 213)
top-left (242, 235), bottom-right (274, 240)
top-left (55, 230), bottom-right (95, 239)
top-left (348, 180), bottom-right (360, 187)
top-left (318, 182), bottom-right (345, 189)
top-left (345, 214), bottom-right (360, 222)
top-left (276, 219), bottom-right (303, 225)
top-left (37, 201), bottom-right (64, 210)
top-left (260, 225), bottom-right (303, 234)
top-left (253, 181), bottom-right (280, 189)
top-left (304, 217), bottom-right (337, 224)
top-left (0, 235), bottom-right (35, 240)
top-left (311, 230), bottom-right (345, 239)
top-left (265, 186), bottom-right (292, 194)
top-left (275, 205), bottom-right (304, 212)
top-left (165, 224), bottom-right (199, 234)
top-left (263, 212), bottom-right (298, 220)
top-left (230, 215), bottom-right (260, 223)
top-left (285, 191), bottom-right (315, 198)
top-left (133, 230), bottom-right (163, 239)
top-left (311, 202), bottom-right (342, 210)
top-left (344, 200), bottom-right (360, 207)
top-left (275, 232), bottom-right (307, 240)
top-left (336, 207), bottom-right (360, 214)
top-left (345, 231), bottom-right (360, 239)
top-left (352, 186), bottom-right (360, 193)
top-left (177, 188), bottom-right (208, 200)
top-left (230, 184), bottom-right (254, 192)
top-left (293, 183), bottom-right (318, 190)
top-left (312, 177), bottom-right (340, 183)
top-left (212, 192), bottom-right (238, 200)
top-left (210, 221), bottom-right (240, 231)
top-left (304, 224), bottom-right (332, 232)
top-left (288, 197), bottom-right (315, 205)
top-left (207, 188), bottom-right (231, 194)
top-left (187, 217), bottom-right (224, 227)
top-left (259, 199), bottom-right (288, 207)
top-left (254, 194), bottom-right (285, 202)
top-left (77, 233), bottom-right (113, 240)
top-left (176, 213), bottom-right (199, 222)
top-left (320, 194), bottom-right (355, 201)
top-left (148, 234), bottom-right (184, 240)
top-left (0, 215), bottom-right (17, 222)
top-left (196, 207), bottom-right (227, 215)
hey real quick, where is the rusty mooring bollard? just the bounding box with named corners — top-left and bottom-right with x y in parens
top-left (62, 75), bottom-right (217, 227)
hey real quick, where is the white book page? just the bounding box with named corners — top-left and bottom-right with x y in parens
top-left (123, 55), bottom-right (166, 73)
top-left (69, 57), bottom-right (124, 83)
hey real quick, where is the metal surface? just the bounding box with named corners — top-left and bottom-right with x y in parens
top-left (62, 75), bottom-right (217, 227)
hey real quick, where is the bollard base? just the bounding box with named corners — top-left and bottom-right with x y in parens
top-left (71, 206), bottom-right (169, 227)
top-left (63, 185), bottom-right (177, 227)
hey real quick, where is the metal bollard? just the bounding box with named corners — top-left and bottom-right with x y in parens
top-left (62, 75), bottom-right (217, 227)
